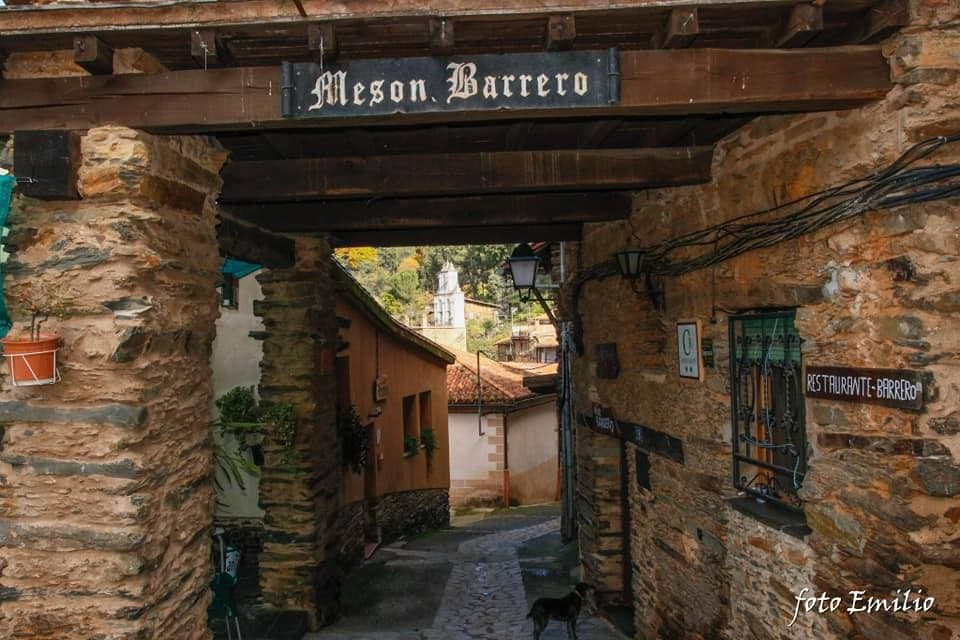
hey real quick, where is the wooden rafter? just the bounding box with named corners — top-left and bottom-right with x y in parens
top-left (653, 8), bottom-right (700, 49)
top-left (218, 147), bottom-right (713, 202)
top-left (329, 223), bottom-right (582, 247)
top-left (222, 192), bottom-right (633, 232)
top-left (0, 47), bottom-right (891, 134)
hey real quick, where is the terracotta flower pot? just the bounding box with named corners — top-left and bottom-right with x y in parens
top-left (1, 333), bottom-right (61, 386)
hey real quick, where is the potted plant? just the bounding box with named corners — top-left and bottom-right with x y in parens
top-left (1, 281), bottom-right (74, 386)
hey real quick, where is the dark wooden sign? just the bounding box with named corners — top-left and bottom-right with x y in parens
top-left (591, 403), bottom-right (621, 438)
top-left (595, 342), bottom-right (620, 379)
top-left (805, 365), bottom-right (925, 411)
top-left (282, 50), bottom-right (619, 119)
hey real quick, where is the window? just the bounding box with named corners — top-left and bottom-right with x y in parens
top-left (402, 394), bottom-right (417, 438)
top-left (419, 391), bottom-right (432, 433)
top-left (335, 357), bottom-right (351, 409)
top-left (730, 311), bottom-right (806, 510)
top-left (219, 273), bottom-right (239, 309)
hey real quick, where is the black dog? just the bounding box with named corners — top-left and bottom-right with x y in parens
top-left (526, 582), bottom-right (591, 639)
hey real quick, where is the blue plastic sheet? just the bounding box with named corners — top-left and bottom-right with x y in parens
top-left (0, 174), bottom-right (14, 337)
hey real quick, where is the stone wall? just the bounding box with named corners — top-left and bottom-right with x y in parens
top-left (374, 488), bottom-right (450, 544)
top-left (0, 126), bottom-right (227, 639)
top-left (254, 237), bottom-right (341, 629)
top-left (571, 9), bottom-right (960, 640)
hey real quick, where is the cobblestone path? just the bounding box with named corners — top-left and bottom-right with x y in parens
top-left (307, 516), bottom-right (623, 640)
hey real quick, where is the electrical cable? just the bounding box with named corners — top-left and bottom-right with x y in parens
top-left (570, 134), bottom-right (960, 354)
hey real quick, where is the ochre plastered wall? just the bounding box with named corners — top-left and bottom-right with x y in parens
top-left (572, 8), bottom-right (960, 639)
top-left (335, 295), bottom-right (451, 506)
top-left (0, 126), bottom-right (226, 639)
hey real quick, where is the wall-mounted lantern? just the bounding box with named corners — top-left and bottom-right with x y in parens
top-left (614, 248), bottom-right (666, 313)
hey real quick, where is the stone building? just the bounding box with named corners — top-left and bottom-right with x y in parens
top-left (0, 1), bottom-right (957, 639)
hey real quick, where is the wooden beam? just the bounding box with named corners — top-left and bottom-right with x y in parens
top-left (0, 0), bottom-right (805, 36)
top-left (217, 216), bottom-right (295, 268)
top-left (577, 120), bottom-right (621, 148)
top-left (307, 23), bottom-right (338, 62)
top-left (218, 147), bottom-right (713, 202)
top-left (776, 4), bottom-right (823, 48)
top-left (859, 0), bottom-right (909, 43)
top-left (329, 223), bottom-right (582, 247)
top-left (429, 18), bottom-right (455, 52)
top-left (190, 29), bottom-right (229, 68)
top-left (223, 192), bottom-right (633, 232)
top-left (0, 47), bottom-right (892, 134)
top-left (653, 8), bottom-right (699, 49)
top-left (547, 14), bottom-right (576, 50)
top-left (13, 130), bottom-right (81, 200)
top-left (73, 35), bottom-right (113, 75)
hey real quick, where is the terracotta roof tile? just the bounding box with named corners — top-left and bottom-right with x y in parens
top-left (446, 349), bottom-right (538, 405)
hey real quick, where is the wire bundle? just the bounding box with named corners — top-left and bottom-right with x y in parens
top-left (570, 133), bottom-right (960, 353)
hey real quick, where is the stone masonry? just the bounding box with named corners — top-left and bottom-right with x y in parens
top-left (571, 6), bottom-right (960, 639)
top-left (374, 487), bottom-right (450, 544)
top-left (0, 126), bottom-right (227, 639)
top-left (254, 236), bottom-right (341, 629)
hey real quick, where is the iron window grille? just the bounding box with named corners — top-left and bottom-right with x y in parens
top-left (729, 310), bottom-right (806, 511)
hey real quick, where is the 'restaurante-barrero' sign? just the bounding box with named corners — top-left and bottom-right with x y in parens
top-left (805, 365), bottom-right (927, 411)
top-left (281, 49), bottom-right (619, 119)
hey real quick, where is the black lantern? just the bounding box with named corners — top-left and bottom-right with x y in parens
top-left (614, 249), bottom-right (665, 312)
top-left (615, 249), bottom-right (645, 279)
top-left (507, 243), bottom-right (540, 302)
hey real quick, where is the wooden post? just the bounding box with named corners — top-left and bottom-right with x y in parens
top-left (12, 130), bottom-right (81, 200)
top-left (547, 14), bottom-right (576, 50)
top-left (73, 35), bottom-right (114, 75)
top-left (308, 23), bottom-right (338, 63)
top-left (429, 17), bottom-right (455, 52)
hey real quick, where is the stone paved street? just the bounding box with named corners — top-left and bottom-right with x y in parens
top-left (305, 506), bottom-right (626, 640)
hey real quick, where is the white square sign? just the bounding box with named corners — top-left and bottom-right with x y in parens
top-left (677, 320), bottom-right (702, 380)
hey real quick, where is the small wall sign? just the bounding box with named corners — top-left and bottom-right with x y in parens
top-left (677, 320), bottom-right (703, 380)
top-left (805, 365), bottom-right (926, 411)
top-left (701, 337), bottom-right (715, 368)
top-left (373, 374), bottom-right (389, 402)
top-left (591, 403), bottom-right (620, 438)
top-left (595, 342), bottom-right (620, 379)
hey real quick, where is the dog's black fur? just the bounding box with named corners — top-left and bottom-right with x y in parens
top-left (525, 582), bottom-right (591, 639)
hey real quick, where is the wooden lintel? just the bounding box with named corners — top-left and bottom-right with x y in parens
top-left (308, 23), bottom-right (338, 62)
top-left (654, 8), bottom-right (699, 49)
top-left (776, 4), bottom-right (824, 48)
top-left (218, 147), bottom-right (713, 202)
top-left (217, 216), bottom-right (295, 268)
top-left (547, 14), bottom-right (576, 50)
top-left (223, 192), bottom-right (633, 233)
top-left (329, 223), bottom-right (582, 247)
top-left (0, 47), bottom-right (892, 134)
top-left (429, 17), bottom-right (455, 52)
top-left (191, 29), bottom-right (229, 68)
top-left (73, 34), bottom-right (114, 75)
top-left (13, 130), bottom-right (81, 200)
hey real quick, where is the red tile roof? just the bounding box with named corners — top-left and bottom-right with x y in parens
top-left (447, 350), bottom-right (539, 405)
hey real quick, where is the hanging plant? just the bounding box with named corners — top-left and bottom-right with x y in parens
top-left (404, 435), bottom-right (420, 458)
top-left (337, 404), bottom-right (368, 474)
top-left (215, 386), bottom-right (297, 470)
top-left (421, 428), bottom-right (439, 472)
